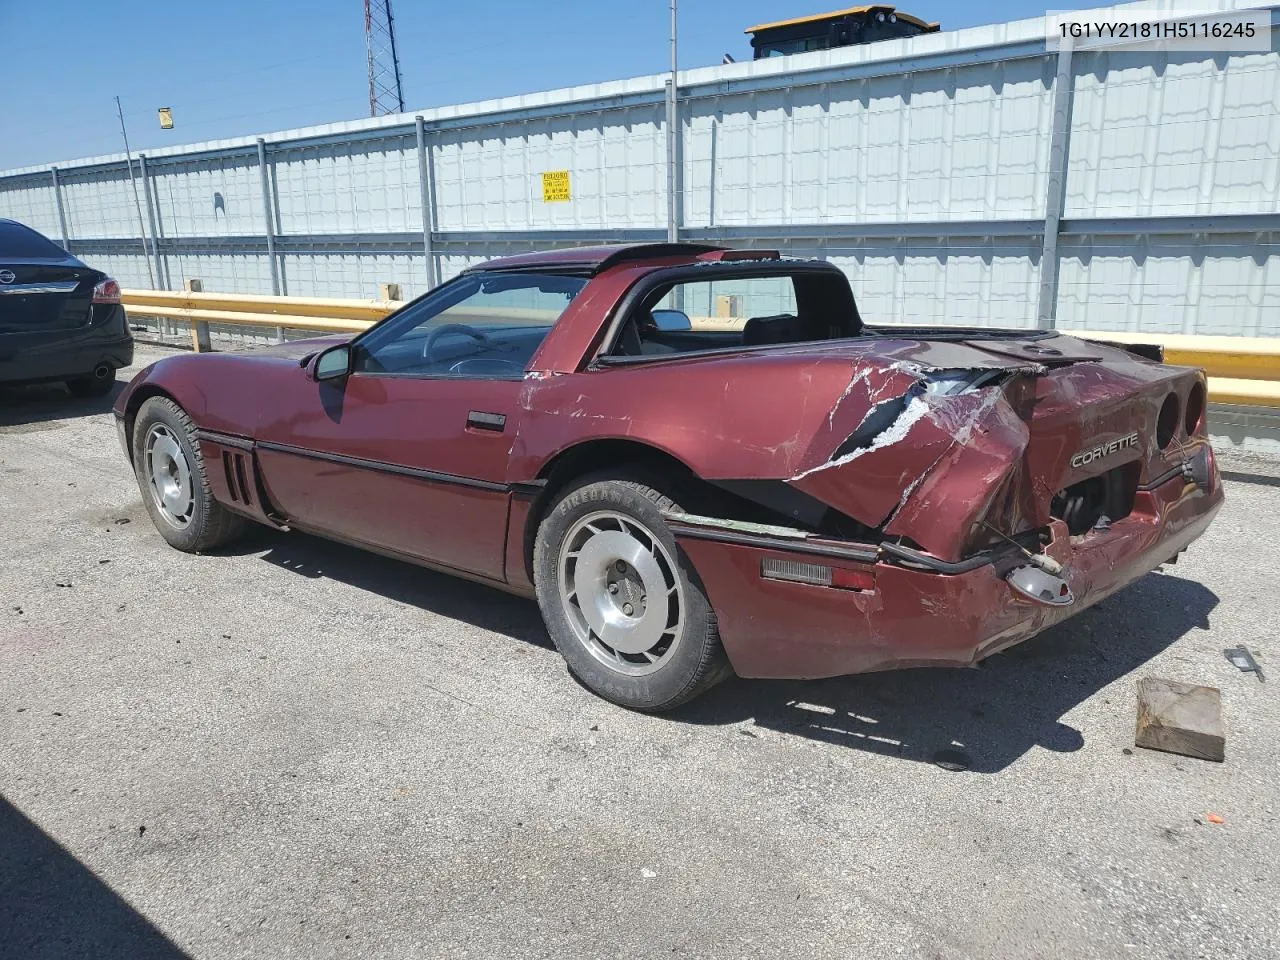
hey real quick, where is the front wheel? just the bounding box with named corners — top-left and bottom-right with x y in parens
top-left (533, 474), bottom-right (732, 711)
top-left (131, 397), bottom-right (247, 552)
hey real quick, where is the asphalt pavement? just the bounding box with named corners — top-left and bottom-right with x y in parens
top-left (1, 344), bottom-right (1277, 960)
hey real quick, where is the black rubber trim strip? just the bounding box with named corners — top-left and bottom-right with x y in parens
top-left (194, 428), bottom-right (254, 452)
top-left (666, 521), bottom-right (881, 563)
top-left (256, 440), bottom-right (508, 492)
top-left (879, 540), bottom-right (1014, 574)
top-left (668, 519), bottom-right (1035, 574)
top-left (1139, 463), bottom-right (1186, 491)
top-left (509, 479), bottom-right (548, 499)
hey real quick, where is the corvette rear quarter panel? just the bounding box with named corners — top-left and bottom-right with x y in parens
top-left (509, 341), bottom-right (990, 483)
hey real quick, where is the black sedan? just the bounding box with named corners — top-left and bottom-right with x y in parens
top-left (0, 218), bottom-right (133, 397)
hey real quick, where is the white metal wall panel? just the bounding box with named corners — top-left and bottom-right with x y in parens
top-left (86, 251), bottom-right (154, 288)
top-left (156, 252), bottom-right (276, 296)
top-left (272, 137), bottom-right (419, 235)
top-left (827, 243), bottom-right (1042, 327)
top-left (0, 179), bottom-right (61, 238)
top-left (1066, 48), bottom-right (1280, 218)
top-left (278, 252), bottom-right (425, 299)
top-left (432, 106), bottom-right (665, 231)
top-left (58, 170), bottom-right (141, 239)
top-left (1055, 237), bottom-right (1280, 336)
top-left (685, 57), bottom-right (1054, 228)
top-left (148, 155), bottom-right (263, 237)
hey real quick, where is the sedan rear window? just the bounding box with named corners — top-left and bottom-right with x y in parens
top-left (0, 220), bottom-right (67, 259)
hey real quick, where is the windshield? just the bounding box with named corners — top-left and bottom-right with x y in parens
top-left (355, 271), bottom-right (588, 378)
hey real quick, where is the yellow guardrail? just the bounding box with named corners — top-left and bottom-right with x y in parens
top-left (120, 289), bottom-right (1280, 407)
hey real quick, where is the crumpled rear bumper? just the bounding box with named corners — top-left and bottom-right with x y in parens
top-left (675, 467), bottom-right (1223, 680)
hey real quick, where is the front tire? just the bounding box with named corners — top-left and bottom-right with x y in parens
top-left (533, 474), bottom-right (732, 711)
top-left (131, 397), bottom-right (247, 552)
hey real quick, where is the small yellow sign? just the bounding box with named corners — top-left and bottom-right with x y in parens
top-left (541, 169), bottom-right (571, 203)
top-left (158, 107), bottom-right (174, 130)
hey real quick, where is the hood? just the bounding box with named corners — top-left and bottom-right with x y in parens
top-left (247, 334), bottom-right (354, 362)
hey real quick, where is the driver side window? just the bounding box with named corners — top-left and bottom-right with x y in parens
top-left (353, 271), bottom-right (587, 379)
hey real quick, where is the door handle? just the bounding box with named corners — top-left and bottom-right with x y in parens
top-left (466, 411), bottom-right (506, 432)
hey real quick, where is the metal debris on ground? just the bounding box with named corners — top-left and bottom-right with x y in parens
top-left (1224, 647), bottom-right (1265, 683)
top-left (932, 749), bottom-right (972, 772)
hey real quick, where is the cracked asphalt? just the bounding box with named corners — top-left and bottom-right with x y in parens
top-left (2, 344), bottom-right (1277, 960)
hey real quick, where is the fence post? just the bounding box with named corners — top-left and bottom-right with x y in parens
top-left (665, 77), bottom-right (679, 243)
top-left (50, 167), bottom-right (71, 252)
top-left (1037, 37), bottom-right (1075, 330)
top-left (415, 116), bottom-right (437, 289)
top-left (138, 154), bottom-right (165, 291)
top-left (379, 282), bottom-right (402, 302)
top-left (185, 278), bottom-right (210, 353)
top-left (256, 137), bottom-right (284, 341)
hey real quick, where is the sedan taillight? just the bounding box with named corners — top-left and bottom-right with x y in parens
top-left (92, 278), bottom-right (121, 304)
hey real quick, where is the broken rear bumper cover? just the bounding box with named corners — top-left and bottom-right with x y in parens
top-left (667, 466), bottom-right (1223, 680)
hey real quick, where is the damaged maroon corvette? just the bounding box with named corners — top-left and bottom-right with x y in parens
top-left (114, 244), bottom-right (1222, 710)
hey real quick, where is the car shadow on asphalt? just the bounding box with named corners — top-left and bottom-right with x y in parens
top-left (248, 529), bottom-right (555, 650)
top-left (672, 570), bottom-right (1220, 773)
top-left (0, 380), bottom-right (124, 431)
top-left (0, 796), bottom-right (189, 959)
top-left (238, 528), bottom-right (1217, 774)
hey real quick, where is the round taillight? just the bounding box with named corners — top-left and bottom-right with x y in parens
top-left (1156, 393), bottom-right (1179, 449)
top-left (1185, 380), bottom-right (1206, 436)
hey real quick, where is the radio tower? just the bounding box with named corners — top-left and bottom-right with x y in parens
top-left (364, 0), bottom-right (406, 116)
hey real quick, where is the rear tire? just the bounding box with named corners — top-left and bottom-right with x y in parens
top-left (66, 365), bottom-right (115, 397)
top-left (533, 472), bottom-right (732, 711)
top-left (131, 397), bottom-right (247, 552)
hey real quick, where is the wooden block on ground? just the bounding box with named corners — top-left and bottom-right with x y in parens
top-left (1135, 677), bottom-right (1225, 762)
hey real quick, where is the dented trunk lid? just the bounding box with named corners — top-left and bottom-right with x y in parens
top-left (787, 333), bottom-right (1203, 562)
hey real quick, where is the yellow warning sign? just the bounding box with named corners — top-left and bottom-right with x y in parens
top-left (158, 107), bottom-right (174, 129)
top-left (541, 170), bottom-right (571, 202)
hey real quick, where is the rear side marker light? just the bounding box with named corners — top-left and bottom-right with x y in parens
top-left (92, 278), bottom-right (121, 304)
top-left (1006, 564), bottom-right (1074, 607)
top-left (761, 557), bottom-right (874, 592)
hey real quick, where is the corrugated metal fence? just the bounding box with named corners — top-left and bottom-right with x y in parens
top-left (2, 2), bottom-right (1278, 337)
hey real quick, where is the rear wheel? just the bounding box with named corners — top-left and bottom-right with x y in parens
top-left (66, 363), bottom-right (115, 397)
top-left (533, 474), bottom-right (732, 711)
top-left (131, 397), bottom-right (247, 552)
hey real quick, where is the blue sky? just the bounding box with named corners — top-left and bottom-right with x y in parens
top-left (0, 0), bottom-right (1098, 169)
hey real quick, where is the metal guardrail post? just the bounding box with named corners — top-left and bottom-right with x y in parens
top-left (185, 279), bottom-right (211, 352)
top-left (256, 137), bottom-right (284, 341)
top-left (50, 166), bottom-right (71, 252)
top-left (1037, 37), bottom-right (1075, 330)
top-left (415, 116), bottom-right (437, 289)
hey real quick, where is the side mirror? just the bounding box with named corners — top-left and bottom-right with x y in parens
top-left (651, 308), bottom-right (692, 332)
top-left (306, 344), bottom-right (352, 382)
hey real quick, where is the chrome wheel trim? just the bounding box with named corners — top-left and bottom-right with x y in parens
top-left (143, 423), bottom-right (195, 529)
top-left (558, 509), bottom-right (684, 677)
